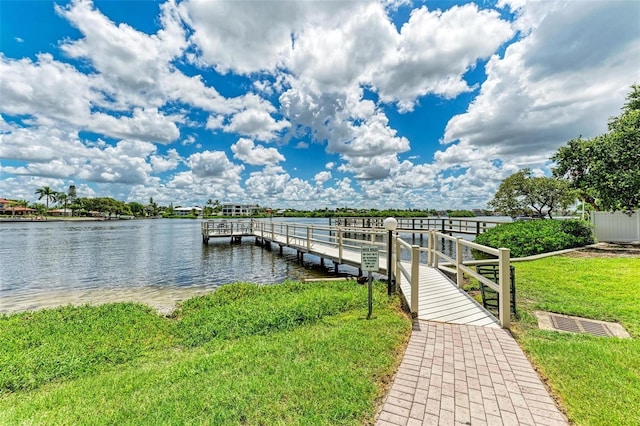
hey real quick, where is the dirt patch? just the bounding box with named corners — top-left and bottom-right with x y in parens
top-left (563, 242), bottom-right (640, 258)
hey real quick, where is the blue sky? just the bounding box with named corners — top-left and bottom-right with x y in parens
top-left (1, 0), bottom-right (638, 210)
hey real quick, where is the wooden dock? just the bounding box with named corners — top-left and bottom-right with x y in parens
top-left (330, 216), bottom-right (507, 236)
top-left (201, 220), bottom-right (509, 328)
top-left (401, 263), bottom-right (498, 327)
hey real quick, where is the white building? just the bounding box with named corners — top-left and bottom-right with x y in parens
top-left (174, 206), bottom-right (202, 216)
top-left (221, 204), bottom-right (258, 216)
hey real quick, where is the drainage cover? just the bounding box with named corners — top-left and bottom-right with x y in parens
top-left (535, 311), bottom-right (631, 338)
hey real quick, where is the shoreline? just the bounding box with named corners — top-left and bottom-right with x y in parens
top-left (0, 216), bottom-right (128, 223)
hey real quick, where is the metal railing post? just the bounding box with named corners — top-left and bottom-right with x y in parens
top-left (411, 245), bottom-right (420, 315)
top-left (456, 237), bottom-right (464, 288)
top-left (498, 247), bottom-right (511, 328)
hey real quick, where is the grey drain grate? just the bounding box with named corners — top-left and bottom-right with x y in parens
top-left (549, 314), bottom-right (615, 337)
top-left (536, 311), bottom-right (631, 338)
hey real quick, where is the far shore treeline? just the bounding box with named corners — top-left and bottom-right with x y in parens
top-left (1, 190), bottom-right (488, 220)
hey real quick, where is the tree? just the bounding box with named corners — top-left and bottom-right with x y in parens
top-left (68, 184), bottom-right (77, 200)
top-left (128, 201), bottom-right (145, 217)
top-left (56, 192), bottom-right (69, 214)
top-left (488, 169), bottom-right (576, 219)
top-left (35, 186), bottom-right (57, 209)
top-left (552, 84), bottom-right (640, 211)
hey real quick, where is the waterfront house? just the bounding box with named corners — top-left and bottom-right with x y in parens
top-left (50, 208), bottom-right (73, 217)
top-left (221, 204), bottom-right (258, 216)
top-left (0, 198), bottom-right (37, 216)
top-left (174, 206), bottom-right (202, 216)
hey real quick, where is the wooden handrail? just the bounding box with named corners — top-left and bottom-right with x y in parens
top-left (203, 219), bottom-right (511, 327)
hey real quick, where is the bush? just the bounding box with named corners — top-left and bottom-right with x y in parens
top-left (474, 219), bottom-right (594, 258)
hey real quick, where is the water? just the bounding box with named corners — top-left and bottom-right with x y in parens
top-left (0, 216), bottom-right (511, 315)
top-left (0, 219), bottom-right (332, 315)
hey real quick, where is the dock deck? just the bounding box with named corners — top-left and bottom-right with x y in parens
top-left (201, 220), bottom-right (499, 329)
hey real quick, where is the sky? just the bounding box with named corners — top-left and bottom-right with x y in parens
top-left (0, 0), bottom-right (639, 210)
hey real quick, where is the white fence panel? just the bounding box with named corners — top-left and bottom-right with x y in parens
top-left (592, 211), bottom-right (640, 243)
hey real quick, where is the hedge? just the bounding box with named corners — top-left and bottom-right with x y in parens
top-left (474, 219), bottom-right (594, 258)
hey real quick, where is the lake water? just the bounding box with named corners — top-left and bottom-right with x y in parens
top-left (0, 216), bottom-right (509, 315)
top-left (0, 219), bottom-right (335, 315)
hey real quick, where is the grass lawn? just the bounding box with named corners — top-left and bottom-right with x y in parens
top-left (0, 281), bottom-right (411, 425)
top-left (510, 256), bottom-right (640, 426)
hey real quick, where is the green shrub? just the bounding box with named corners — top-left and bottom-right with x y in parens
top-left (474, 219), bottom-right (594, 258)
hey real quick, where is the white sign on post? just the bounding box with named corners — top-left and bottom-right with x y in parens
top-left (361, 245), bottom-right (379, 272)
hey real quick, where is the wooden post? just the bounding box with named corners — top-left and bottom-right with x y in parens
top-left (307, 227), bottom-right (311, 251)
top-left (456, 237), bottom-right (463, 288)
top-left (286, 224), bottom-right (290, 245)
top-left (427, 231), bottom-right (432, 266)
top-left (433, 233), bottom-right (439, 268)
top-left (476, 221), bottom-right (480, 236)
top-left (498, 247), bottom-right (511, 328)
top-left (395, 238), bottom-right (402, 290)
top-left (411, 245), bottom-right (419, 315)
top-left (337, 227), bottom-right (343, 263)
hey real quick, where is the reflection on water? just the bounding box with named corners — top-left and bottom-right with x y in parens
top-left (0, 219), bottom-right (331, 315)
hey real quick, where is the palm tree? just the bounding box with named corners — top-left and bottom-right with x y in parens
top-left (57, 192), bottom-right (69, 216)
top-left (35, 186), bottom-right (57, 209)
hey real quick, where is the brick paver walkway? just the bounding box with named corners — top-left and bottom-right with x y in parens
top-left (377, 321), bottom-right (568, 425)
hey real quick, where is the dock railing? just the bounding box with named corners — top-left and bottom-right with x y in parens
top-left (428, 230), bottom-right (511, 328)
top-left (202, 219), bottom-right (511, 328)
top-left (393, 236), bottom-right (420, 316)
top-left (331, 216), bottom-right (505, 236)
top-left (201, 220), bottom-right (255, 237)
top-left (387, 229), bottom-right (511, 327)
top-left (251, 221), bottom-right (387, 264)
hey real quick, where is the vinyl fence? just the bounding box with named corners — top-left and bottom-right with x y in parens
top-left (591, 210), bottom-right (640, 243)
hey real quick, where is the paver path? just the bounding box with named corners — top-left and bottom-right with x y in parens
top-left (377, 321), bottom-right (568, 426)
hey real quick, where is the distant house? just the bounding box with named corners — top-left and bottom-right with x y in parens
top-left (174, 206), bottom-right (202, 216)
top-left (0, 198), bottom-right (36, 215)
top-left (221, 204), bottom-right (258, 217)
top-left (49, 208), bottom-right (73, 217)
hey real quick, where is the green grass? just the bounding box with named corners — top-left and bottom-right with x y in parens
top-left (511, 256), bottom-right (640, 426)
top-left (0, 280), bottom-right (411, 425)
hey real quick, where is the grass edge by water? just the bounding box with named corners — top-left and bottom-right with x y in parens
top-left (0, 280), bottom-right (412, 425)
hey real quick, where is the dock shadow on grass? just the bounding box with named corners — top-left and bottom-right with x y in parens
top-left (0, 280), bottom-right (412, 425)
